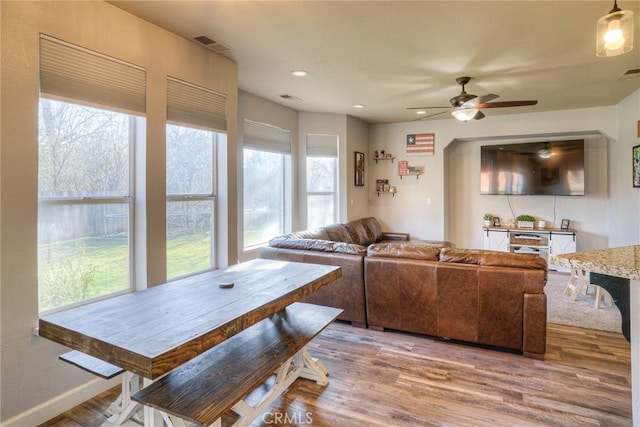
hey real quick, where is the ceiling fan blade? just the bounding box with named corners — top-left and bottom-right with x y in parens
top-left (474, 111), bottom-right (485, 120)
top-left (406, 106), bottom-right (451, 110)
top-left (413, 110), bottom-right (450, 121)
top-left (463, 93), bottom-right (499, 107)
top-left (475, 100), bottom-right (538, 109)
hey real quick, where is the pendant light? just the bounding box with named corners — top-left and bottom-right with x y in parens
top-left (596, 0), bottom-right (634, 57)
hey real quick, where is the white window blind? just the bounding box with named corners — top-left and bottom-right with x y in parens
top-left (167, 77), bottom-right (227, 131)
top-left (39, 34), bottom-right (146, 115)
top-left (306, 134), bottom-right (338, 157)
top-left (243, 119), bottom-right (291, 154)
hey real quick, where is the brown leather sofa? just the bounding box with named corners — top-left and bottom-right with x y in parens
top-left (365, 244), bottom-right (548, 359)
top-left (260, 217), bottom-right (411, 328)
top-left (261, 217), bottom-right (547, 359)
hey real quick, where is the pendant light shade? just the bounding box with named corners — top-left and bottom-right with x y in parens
top-left (451, 108), bottom-right (478, 122)
top-left (596, 1), bottom-right (634, 57)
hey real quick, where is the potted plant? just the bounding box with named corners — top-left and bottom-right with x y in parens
top-left (516, 214), bottom-right (536, 229)
top-left (483, 213), bottom-right (493, 227)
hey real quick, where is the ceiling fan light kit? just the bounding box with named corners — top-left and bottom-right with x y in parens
top-left (451, 108), bottom-right (478, 122)
top-left (596, 0), bottom-right (634, 57)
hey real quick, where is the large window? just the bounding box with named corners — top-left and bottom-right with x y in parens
top-left (165, 77), bottom-right (226, 278)
top-left (38, 99), bottom-right (134, 312)
top-left (243, 120), bottom-right (292, 249)
top-left (306, 134), bottom-right (338, 229)
top-left (38, 35), bottom-right (145, 313)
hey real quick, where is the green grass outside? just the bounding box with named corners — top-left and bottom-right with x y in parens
top-left (39, 233), bottom-right (211, 311)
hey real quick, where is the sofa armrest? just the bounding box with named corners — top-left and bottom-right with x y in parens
top-left (380, 232), bottom-right (410, 241)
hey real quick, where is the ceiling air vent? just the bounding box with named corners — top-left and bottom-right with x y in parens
top-left (192, 35), bottom-right (231, 54)
top-left (280, 94), bottom-right (301, 101)
top-left (618, 69), bottom-right (640, 80)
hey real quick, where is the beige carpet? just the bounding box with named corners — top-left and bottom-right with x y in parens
top-left (545, 271), bottom-right (622, 333)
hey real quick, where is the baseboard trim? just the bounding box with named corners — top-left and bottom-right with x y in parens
top-left (0, 376), bottom-right (119, 427)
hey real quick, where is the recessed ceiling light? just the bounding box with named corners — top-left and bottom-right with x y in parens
top-left (353, 104), bottom-right (365, 108)
top-left (416, 110), bottom-right (427, 115)
top-left (291, 70), bottom-right (309, 77)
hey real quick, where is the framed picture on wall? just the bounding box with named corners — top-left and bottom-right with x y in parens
top-left (633, 145), bottom-right (640, 188)
top-left (354, 151), bottom-right (365, 186)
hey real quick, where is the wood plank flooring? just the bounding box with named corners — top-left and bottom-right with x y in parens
top-left (40, 322), bottom-right (631, 427)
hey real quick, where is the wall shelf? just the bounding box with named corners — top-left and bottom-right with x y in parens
top-left (373, 157), bottom-right (395, 164)
top-left (377, 191), bottom-right (396, 197)
top-left (399, 173), bottom-right (420, 180)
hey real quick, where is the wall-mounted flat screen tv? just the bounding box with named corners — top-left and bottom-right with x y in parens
top-left (480, 140), bottom-right (585, 196)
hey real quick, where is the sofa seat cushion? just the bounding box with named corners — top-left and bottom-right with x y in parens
top-left (268, 236), bottom-right (366, 255)
top-left (367, 241), bottom-right (441, 260)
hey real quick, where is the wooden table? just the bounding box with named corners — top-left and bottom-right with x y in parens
top-left (551, 245), bottom-right (639, 425)
top-left (39, 259), bottom-right (342, 425)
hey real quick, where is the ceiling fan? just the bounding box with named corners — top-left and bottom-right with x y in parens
top-left (407, 77), bottom-right (538, 121)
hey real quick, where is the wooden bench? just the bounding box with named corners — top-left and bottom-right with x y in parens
top-left (59, 350), bottom-right (142, 426)
top-left (59, 350), bottom-right (125, 379)
top-left (132, 302), bottom-right (342, 427)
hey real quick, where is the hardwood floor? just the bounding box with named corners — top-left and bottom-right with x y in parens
top-left (40, 322), bottom-right (631, 427)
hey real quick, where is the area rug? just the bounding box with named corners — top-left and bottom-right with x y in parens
top-left (545, 271), bottom-right (622, 333)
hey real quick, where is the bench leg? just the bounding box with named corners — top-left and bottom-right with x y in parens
top-left (224, 346), bottom-right (329, 427)
top-left (297, 347), bottom-right (329, 386)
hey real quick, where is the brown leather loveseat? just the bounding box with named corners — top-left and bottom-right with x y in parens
top-left (365, 244), bottom-right (548, 359)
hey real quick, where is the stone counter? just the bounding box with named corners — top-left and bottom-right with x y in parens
top-left (550, 245), bottom-right (640, 280)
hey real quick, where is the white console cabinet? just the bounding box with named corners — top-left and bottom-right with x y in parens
top-left (482, 227), bottom-right (577, 271)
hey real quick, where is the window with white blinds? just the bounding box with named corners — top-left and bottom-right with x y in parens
top-left (39, 34), bottom-right (146, 115)
top-left (38, 35), bottom-right (144, 312)
top-left (167, 77), bottom-right (227, 131)
top-left (242, 119), bottom-right (292, 249)
top-left (165, 78), bottom-right (223, 278)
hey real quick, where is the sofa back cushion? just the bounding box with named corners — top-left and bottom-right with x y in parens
top-left (367, 242), bottom-right (441, 260)
top-left (321, 223), bottom-right (354, 243)
top-left (344, 220), bottom-right (373, 246)
top-left (440, 248), bottom-right (547, 270)
top-left (360, 217), bottom-right (384, 243)
top-left (268, 236), bottom-right (366, 255)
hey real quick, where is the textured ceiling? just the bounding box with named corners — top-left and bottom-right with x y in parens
top-left (111, 0), bottom-right (640, 124)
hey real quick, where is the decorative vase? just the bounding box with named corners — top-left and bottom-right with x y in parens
top-left (538, 220), bottom-right (546, 228)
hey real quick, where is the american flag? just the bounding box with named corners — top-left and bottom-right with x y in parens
top-left (406, 133), bottom-right (435, 155)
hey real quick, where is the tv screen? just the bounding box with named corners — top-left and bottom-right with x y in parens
top-left (480, 140), bottom-right (585, 196)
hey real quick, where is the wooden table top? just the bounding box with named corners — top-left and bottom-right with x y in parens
top-left (39, 259), bottom-right (342, 379)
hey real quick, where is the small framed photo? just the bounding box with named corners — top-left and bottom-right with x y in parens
top-left (492, 217), bottom-right (501, 227)
top-left (354, 151), bottom-right (365, 186)
top-left (633, 145), bottom-right (640, 188)
top-left (561, 219), bottom-right (570, 230)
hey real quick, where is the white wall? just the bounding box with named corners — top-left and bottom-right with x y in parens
top-left (369, 105), bottom-right (625, 248)
top-left (0, 2), bottom-right (238, 424)
top-left (608, 90), bottom-right (640, 247)
top-left (346, 116), bottom-right (370, 220)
